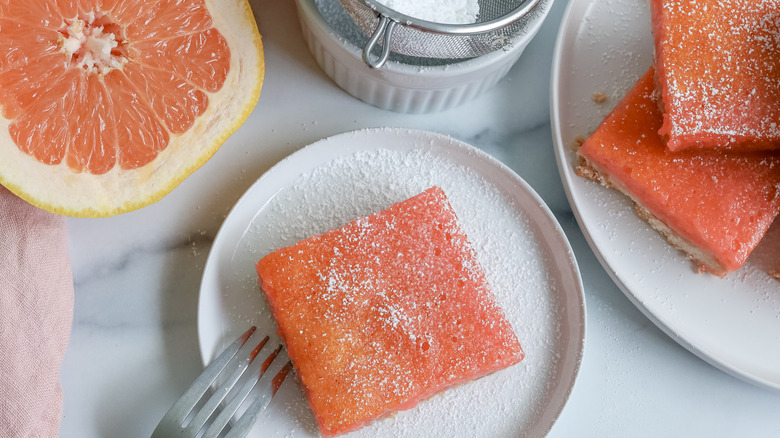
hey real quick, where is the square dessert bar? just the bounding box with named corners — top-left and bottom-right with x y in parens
top-left (256, 186), bottom-right (524, 436)
top-left (650, 0), bottom-right (780, 152)
top-left (577, 68), bottom-right (780, 276)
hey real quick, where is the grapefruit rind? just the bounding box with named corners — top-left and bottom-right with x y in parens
top-left (0, 0), bottom-right (265, 217)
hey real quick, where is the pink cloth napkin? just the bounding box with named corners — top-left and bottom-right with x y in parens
top-left (0, 186), bottom-right (73, 437)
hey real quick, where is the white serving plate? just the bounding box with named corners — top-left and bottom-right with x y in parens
top-left (551, 0), bottom-right (780, 390)
top-left (198, 128), bottom-right (585, 436)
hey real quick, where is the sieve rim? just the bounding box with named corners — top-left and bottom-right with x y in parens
top-left (353, 0), bottom-right (543, 35)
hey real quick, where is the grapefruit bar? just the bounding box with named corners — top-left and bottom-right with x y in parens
top-left (576, 68), bottom-right (780, 277)
top-left (650, 0), bottom-right (780, 152)
top-left (255, 186), bottom-right (523, 436)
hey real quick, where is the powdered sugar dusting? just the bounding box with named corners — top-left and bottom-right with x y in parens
top-left (238, 145), bottom-right (573, 437)
top-left (656, 0), bottom-right (780, 149)
top-left (557, 0), bottom-right (780, 393)
top-left (258, 187), bottom-right (526, 434)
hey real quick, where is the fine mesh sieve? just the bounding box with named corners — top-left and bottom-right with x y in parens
top-left (340, 0), bottom-right (543, 68)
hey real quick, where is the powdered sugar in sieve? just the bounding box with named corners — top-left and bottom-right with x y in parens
top-left (339, 0), bottom-right (544, 67)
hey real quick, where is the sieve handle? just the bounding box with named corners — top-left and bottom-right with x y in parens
top-left (362, 15), bottom-right (396, 69)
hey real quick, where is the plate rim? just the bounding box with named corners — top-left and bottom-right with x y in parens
top-left (549, 0), bottom-right (780, 392)
top-left (197, 127), bottom-right (587, 435)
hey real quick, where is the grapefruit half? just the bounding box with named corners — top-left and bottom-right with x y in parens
top-left (0, 0), bottom-right (264, 217)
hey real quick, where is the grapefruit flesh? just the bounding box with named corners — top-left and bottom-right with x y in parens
top-left (256, 187), bottom-right (524, 436)
top-left (0, 0), bottom-right (264, 216)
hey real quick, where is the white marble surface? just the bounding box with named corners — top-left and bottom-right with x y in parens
top-left (61, 0), bottom-right (780, 436)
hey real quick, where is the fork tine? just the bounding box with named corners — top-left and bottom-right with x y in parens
top-left (223, 360), bottom-right (293, 438)
top-left (183, 336), bottom-right (270, 434)
top-left (201, 346), bottom-right (290, 438)
top-left (152, 327), bottom-right (256, 436)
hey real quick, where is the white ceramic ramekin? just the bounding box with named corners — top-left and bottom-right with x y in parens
top-left (295, 0), bottom-right (553, 113)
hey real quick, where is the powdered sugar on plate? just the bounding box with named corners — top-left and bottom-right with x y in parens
top-left (552, 0), bottom-right (780, 390)
top-left (199, 128), bottom-right (583, 437)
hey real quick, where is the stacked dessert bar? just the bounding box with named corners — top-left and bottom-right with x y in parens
top-left (576, 0), bottom-right (780, 277)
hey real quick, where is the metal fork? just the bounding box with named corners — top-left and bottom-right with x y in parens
top-left (151, 327), bottom-right (292, 438)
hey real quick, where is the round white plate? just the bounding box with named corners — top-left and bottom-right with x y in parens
top-left (551, 0), bottom-right (780, 390)
top-left (198, 128), bottom-right (584, 437)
